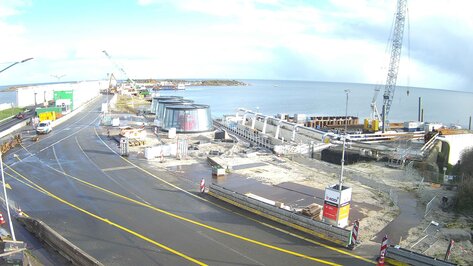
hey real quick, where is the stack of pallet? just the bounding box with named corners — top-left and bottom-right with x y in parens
top-left (128, 139), bottom-right (145, 146)
top-left (301, 203), bottom-right (323, 221)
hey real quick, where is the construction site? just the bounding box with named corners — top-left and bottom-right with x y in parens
top-left (95, 81), bottom-right (473, 265)
top-left (92, 1), bottom-right (473, 264)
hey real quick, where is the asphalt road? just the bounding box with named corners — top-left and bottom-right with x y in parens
top-left (0, 108), bottom-right (35, 132)
top-left (2, 96), bottom-right (374, 265)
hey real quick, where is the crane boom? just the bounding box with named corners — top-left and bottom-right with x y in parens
top-left (102, 50), bottom-right (137, 88)
top-left (370, 0), bottom-right (408, 128)
top-left (383, 0), bottom-right (407, 118)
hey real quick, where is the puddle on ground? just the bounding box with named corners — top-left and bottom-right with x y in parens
top-left (372, 190), bottom-right (424, 243)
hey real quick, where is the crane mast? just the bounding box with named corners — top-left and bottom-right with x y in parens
top-left (370, 0), bottom-right (408, 131)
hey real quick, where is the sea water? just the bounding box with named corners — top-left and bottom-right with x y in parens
top-left (2, 80), bottom-right (472, 127)
top-left (159, 80), bottom-right (473, 128)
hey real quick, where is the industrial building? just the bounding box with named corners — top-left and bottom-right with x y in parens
top-left (15, 81), bottom-right (104, 122)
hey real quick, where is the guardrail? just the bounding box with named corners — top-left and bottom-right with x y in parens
top-left (208, 184), bottom-right (354, 248)
top-left (17, 216), bottom-right (103, 266)
top-left (386, 245), bottom-right (457, 266)
top-left (0, 120), bottom-right (27, 139)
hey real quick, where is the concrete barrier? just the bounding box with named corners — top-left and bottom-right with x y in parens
top-left (386, 245), bottom-right (457, 266)
top-left (17, 217), bottom-right (103, 266)
top-left (0, 120), bottom-right (28, 139)
top-left (208, 184), bottom-right (353, 248)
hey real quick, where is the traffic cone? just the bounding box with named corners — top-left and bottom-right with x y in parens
top-left (0, 213), bottom-right (6, 225)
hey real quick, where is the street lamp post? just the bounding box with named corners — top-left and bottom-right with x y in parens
top-left (339, 89), bottom-right (350, 191)
top-left (0, 57), bottom-right (33, 242)
top-left (0, 153), bottom-right (16, 241)
top-left (0, 58), bottom-right (34, 74)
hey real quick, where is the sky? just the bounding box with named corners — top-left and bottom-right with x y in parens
top-left (0, 0), bottom-right (472, 91)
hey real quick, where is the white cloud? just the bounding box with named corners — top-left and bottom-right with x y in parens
top-left (0, 0), bottom-right (31, 17)
top-left (1, 0), bottom-right (472, 91)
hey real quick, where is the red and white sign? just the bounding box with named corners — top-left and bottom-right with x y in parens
top-left (378, 235), bottom-right (388, 266)
top-left (200, 178), bottom-right (205, 193)
top-left (352, 220), bottom-right (360, 244)
top-left (323, 201), bottom-right (338, 221)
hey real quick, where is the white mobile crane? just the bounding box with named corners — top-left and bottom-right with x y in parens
top-left (102, 50), bottom-right (137, 91)
top-left (365, 0), bottom-right (408, 132)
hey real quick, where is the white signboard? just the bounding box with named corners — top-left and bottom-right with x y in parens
top-left (324, 187), bottom-right (341, 204)
top-left (340, 187), bottom-right (352, 205)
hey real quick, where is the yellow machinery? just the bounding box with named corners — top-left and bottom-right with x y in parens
top-left (363, 119), bottom-right (379, 132)
top-left (39, 112), bottom-right (56, 122)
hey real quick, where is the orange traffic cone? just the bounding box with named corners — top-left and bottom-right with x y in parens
top-left (0, 213), bottom-right (6, 225)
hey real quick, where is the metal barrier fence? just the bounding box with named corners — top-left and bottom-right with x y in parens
top-left (208, 184), bottom-right (354, 248)
top-left (425, 195), bottom-right (437, 217)
top-left (386, 245), bottom-right (457, 266)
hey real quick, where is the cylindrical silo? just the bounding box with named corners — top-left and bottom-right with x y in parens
top-left (162, 104), bottom-right (213, 133)
top-left (157, 99), bottom-right (193, 120)
top-left (150, 96), bottom-right (183, 114)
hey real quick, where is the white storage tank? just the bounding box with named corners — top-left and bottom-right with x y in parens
top-left (156, 99), bottom-right (193, 120)
top-left (151, 96), bottom-right (183, 114)
top-left (162, 104), bottom-right (213, 133)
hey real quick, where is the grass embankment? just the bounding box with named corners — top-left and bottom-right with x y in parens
top-left (115, 95), bottom-right (149, 114)
top-left (0, 107), bottom-right (24, 120)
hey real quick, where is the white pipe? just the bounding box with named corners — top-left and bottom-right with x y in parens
top-left (262, 116), bottom-right (269, 134)
top-left (275, 119), bottom-right (283, 139)
top-left (292, 125), bottom-right (300, 141)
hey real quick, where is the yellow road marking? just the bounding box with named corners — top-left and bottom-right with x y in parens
top-left (100, 132), bottom-right (374, 264)
top-left (101, 166), bottom-right (135, 172)
top-left (8, 164), bottom-right (341, 265)
top-left (12, 127), bottom-right (372, 264)
top-left (113, 153), bottom-right (374, 264)
top-left (5, 169), bottom-right (206, 266)
top-left (208, 191), bottom-right (376, 264)
top-left (1, 181), bottom-right (12, 190)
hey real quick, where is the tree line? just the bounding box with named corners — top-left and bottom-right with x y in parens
top-left (452, 148), bottom-right (473, 211)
